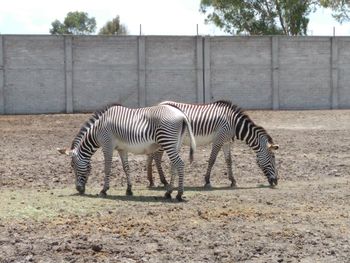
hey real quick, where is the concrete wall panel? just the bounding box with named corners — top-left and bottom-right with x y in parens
top-left (279, 38), bottom-right (331, 109)
top-left (337, 38), bottom-right (350, 108)
top-left (3, 36), bottom-right (65, 114)
top-left (145, 36), bottom-right (197, 105)
top-left (5, 69), bottom-right (65, 114)
top-left (72, 37), bottom-right (138, 112)
top-left (210, 37), bottom-right (272, 109)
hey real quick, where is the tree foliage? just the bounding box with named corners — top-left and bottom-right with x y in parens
top-left (50, 11), bottom-right (96, 35)
top-left (98, 16), bottom-right (128, 35)
top-left (276, 0), bottom-right (311, 35)
top-left (200, 0), bottom-right (350, 35)
top-left (200, 0), bottom-right (311, 35)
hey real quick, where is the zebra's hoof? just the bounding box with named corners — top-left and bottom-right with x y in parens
top-left (176, 194), bottom-right (184, 202)
top-left (204, 183), bottom-right (212, 189)
top-left (230, 181), bottom-right (237, 188)
top-left (268, 177), bottom-right (278, 187)
top-left (164, 192), bottom-right (172, 199)
top-left (126, 189), bottom-right (133, 196)
top-left (76, 185), bottom-right (85, 195)
top-left (99, 191), bottom-right (107, 198)
top-left (148, 183), bottom-right (155, 188)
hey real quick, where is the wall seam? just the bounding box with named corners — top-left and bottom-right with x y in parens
top-left (331, 37), bottom-right (339, 109)
top-left (64, 36), bottom-right (73, 113)
top-left (0, 36), bottom-right (5, 114)
top-left (272, 36), bottom-right (280, 110)
top-left (138, 36), bottom-right (146, 107)
top-left (203, 37), bottom-right (211, 103)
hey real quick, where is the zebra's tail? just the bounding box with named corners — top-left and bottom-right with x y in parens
top-left (161, 102), bottom-right (196, 163)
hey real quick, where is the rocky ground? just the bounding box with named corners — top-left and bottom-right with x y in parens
top-left (0, 110), bottom-right (349, 262)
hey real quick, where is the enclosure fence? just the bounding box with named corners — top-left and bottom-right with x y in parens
top-left (0, 35), bottom-right (348, 114)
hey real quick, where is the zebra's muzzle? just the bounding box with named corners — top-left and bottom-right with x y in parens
top-left (268, 177), bottom-right (278, 186)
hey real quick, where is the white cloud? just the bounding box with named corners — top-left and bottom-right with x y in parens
top-left (0, 0), bottom-right (222, 35)
top-left (308, 8), bottom-right (350, 36)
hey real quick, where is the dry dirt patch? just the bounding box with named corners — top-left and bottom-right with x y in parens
top-left (0, 110), bottom-right (350, 262)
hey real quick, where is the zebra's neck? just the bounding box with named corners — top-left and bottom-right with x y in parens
top-left (233, 110), bottom-right (266, 151)
top-left (74, 126), bottom-right (99, 160)
top-left (71, 113), bottom-right (102, 160)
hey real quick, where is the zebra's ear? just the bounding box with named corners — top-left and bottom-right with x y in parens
top-left (267, 143), bottom-right (279, 151)
top-left (57, 148), bottom-right (73, 156)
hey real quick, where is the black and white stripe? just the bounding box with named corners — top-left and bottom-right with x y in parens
top-left (147, 100), bottom-right (278, 187)
top-left (58, 103), bottom-right (196, 201)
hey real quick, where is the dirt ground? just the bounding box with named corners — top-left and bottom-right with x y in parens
top-left (0, 110), bottom-right (349, 263)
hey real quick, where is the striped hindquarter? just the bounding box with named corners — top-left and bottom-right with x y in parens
top-left (147, 100), bottom-right (279, 188)
top-left (58, 104), bottom-right (196, 201)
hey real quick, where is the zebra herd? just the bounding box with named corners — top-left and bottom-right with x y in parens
top-left (58, 100), bottom-right (279, 201)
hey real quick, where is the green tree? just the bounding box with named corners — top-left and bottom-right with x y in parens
top-left (200, 0), bottom-right (350, 36)
top-left (98, 15), bottom-right (128, 35)
top-left (276, 0), bottom-right (311, 35)
top-left (50, 11), bottom-right (96, 35)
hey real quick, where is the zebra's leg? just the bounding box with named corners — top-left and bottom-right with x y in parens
top-left (100, 145), bottom-right (114, 197)
top-left (204, 140), bottom-right (224, 189)
top-left (156, 126), bottom-right (185, 201)
top-left (167, 151), bottom-right (185, 201)
top-left (164, 165), bottom-right (176, 199)
top-left (146, 154), bottom-right (155, 188)
top-left (161, 147), bottom-right (184, 201)
top-left (153, 150), bottom-right (168, 186)
top-left (222, 143), bottom-right (236, 187)
top-left (118, 150), bottom-right (133, 196)
top-left (146, 150), bottom-right (167, 187)
top-left (166, 156), bottom-right (184, 201)
top-left (174, 158), bottom-right (185, 202)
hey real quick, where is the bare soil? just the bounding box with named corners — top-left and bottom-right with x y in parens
top-left (0, 110), bottom-right (349, 263)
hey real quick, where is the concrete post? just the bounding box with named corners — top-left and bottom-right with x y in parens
top-left (138, 36), bottom-right (146, 107)
top-left (64, 36), bottom-right (73, 113)
top-left (203, 37), bottom-right (211, 103)
top-left (271, 36), bottom-right (280, 110)
top-left (331, 37), bottom-right (339, 109)
top-left (196, 36), bottom-right (204, 103)
top-left (0, 36), bottom-right (5, 114)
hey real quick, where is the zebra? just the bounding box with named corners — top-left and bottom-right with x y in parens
top-left (58, 103), bottom-right (196, 201)
top-left (147, 100), bottom-right (279, 188)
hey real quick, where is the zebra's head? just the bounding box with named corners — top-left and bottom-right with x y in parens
top-left (256, 139), bottom-right (279, 186)
top-left (71, 153), bottom-right (91, 195)
top-left (58, 147), bottom-right (91, 194)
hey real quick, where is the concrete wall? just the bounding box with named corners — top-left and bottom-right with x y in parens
top-left (144, 36), bottom-right (200, 106)
top-left (278, 37), bottom-right (332, 109)
top-left (0, 35), bottom-right (349, 114)
top-left (337, 38), bottom-right (350, 108)
top-left (1, 35), bottom-right (66, 114)
top-left (72, 36), bottom-right (139, 112)
top-left (208, 37), bottom-right (272, 109)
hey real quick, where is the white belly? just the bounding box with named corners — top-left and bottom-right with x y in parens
top-left (116, 141), bottom-right (160, 154)
top-left (183, 134), bottom-right (214, 147)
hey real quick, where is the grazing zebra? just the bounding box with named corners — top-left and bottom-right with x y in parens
top-left (147, 100), bottom-right (279, 188)
top-left (58, 103), bottom-right (196, 201)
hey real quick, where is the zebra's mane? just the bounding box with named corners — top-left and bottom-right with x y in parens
top-left (214, 100), bottom-right (274, 144)
top-left (213, 100), bottom-right (239, 109)
top-left (71, 103), bottom-right (122, 150)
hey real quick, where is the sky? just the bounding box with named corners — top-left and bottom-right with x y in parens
top-left (0, 0), bottom-right (350, 36)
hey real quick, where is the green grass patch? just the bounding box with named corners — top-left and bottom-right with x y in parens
top-left (0, 186), bottom-right (174, 221)
top-left (0, 183), bottom-right (282, 222)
